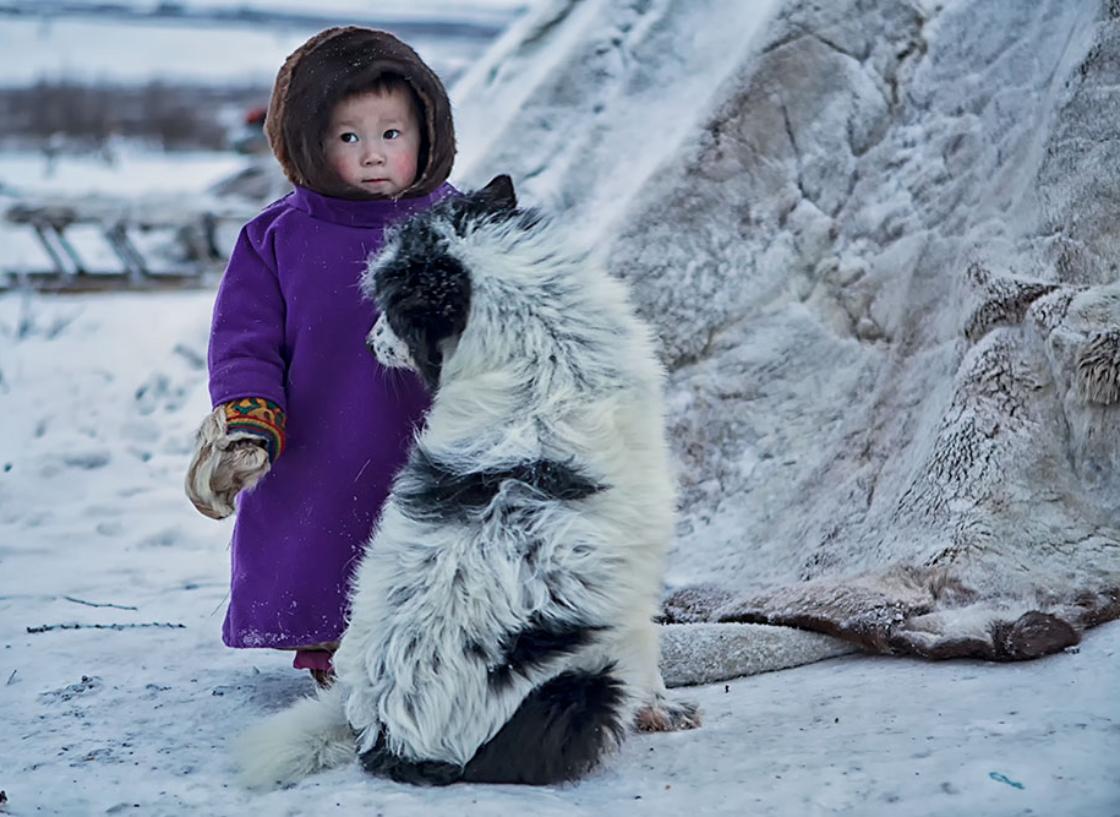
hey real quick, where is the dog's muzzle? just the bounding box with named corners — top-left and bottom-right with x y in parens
top-left (368, 314), bottom-right (416, 371)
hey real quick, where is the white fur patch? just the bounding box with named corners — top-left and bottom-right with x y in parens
top-left (367, 314), bottom-right (416, 371)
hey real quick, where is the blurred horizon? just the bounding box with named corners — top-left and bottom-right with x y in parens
top-left (0, 0), bottom-right (525, 87)
top-left (0, 0), bottom-right (530, 278)
top-left (0, 1), bottom-right (525, 159)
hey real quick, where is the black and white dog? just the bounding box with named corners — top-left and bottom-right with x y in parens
top-left (239, 176), bottom-right (698, 788)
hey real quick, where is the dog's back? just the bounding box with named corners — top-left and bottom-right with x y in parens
top-left (238, 177), bottom-right (691, 789)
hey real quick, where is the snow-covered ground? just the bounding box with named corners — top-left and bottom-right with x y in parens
top-left (0, 291), bottom-right (1116, 817)
top-left (2, 0), bottom-right (1118, 814)
top-left (0, 147), bottom-right (244, 198)
top-left (0, 1), bottom-right (523, 85)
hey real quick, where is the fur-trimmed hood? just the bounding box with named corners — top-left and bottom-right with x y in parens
top-left (264, 26), bottom-right (456, 200)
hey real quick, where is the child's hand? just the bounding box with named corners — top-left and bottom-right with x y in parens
top-left (185, 406), bottom-right (272, 519)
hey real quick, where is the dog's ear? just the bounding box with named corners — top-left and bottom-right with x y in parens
top-left (476, 174), bottom-right (517, 213)
top-left (448, 175), bottom-right (519, 236)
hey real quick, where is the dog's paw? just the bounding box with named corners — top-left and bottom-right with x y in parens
top-left (342, 685), bottom-right (385, 753)
top-left (634, 697), bottom-right (702, 732)
top-left (360, 731), bottom-right (462, 787)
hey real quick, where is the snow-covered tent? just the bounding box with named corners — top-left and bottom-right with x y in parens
top-left (452, 0), bottom-right (1120, 667)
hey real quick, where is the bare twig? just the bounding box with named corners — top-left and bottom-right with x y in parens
top-left (62, 595), bottom-right (139, 611)
top-left (26, 622), bottom-right (185, 634)
top-left (5, 669), bottom-right (16, 686)
top-left (210, 591), bottom-right (230, 617)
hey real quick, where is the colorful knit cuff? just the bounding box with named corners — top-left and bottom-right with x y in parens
top-left (223, 398), bottom-right (287, 463)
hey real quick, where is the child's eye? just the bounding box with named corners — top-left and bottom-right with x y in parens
top-left (383, 129), bottom-right (401, 140)
top-left (340, 132), bottom-right (359, 144)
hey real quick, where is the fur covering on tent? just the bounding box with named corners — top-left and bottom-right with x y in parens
top-left (452, 0), bottom-right (1120, 675)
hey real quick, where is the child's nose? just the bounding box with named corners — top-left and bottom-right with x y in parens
top-left (362, 145), bottom-right (384, 165)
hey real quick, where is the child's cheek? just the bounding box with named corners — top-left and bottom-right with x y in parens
top-left (395, 142), bottom-right (420, 186)
top-left (324, 146), bottom-right (348, 181)
top-left (399, 153), bottom-right (418, 186)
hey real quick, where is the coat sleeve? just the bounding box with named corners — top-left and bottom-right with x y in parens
top-left (207, 225), bottom-right (288, 412)
top-left (222, 397), bottom-right (287, 463)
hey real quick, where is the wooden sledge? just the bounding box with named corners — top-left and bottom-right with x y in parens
top-left (1, 194), bottom-right (254, 292)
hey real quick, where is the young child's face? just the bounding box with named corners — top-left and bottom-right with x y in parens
top-left (324, 87), bottom-right (421, 196)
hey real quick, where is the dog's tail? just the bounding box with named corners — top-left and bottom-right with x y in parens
top-left (236, 684), bottom-right (356, 788)
top-left (361, 666), bottom-right (628, 786)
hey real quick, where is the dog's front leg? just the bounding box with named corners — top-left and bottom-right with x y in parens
top-left (616, 616), bottom-right (702, 732)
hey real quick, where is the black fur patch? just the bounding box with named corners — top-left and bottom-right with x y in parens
top-left (447, 173), bottom-right (517, 229)
top-left (396, 447), bottom-right (605, 522)
top-left (372, 232), bottom-right (472, 391)
top-left (359, 668), bottom-right (626, 786)
top-left (427, 173), bottom-right (543, 238)
top-left (368, 175), bottom-right (544, 392)
top-left (486, 615), bottom-right (604, 690)
top-left (359, 730), bottom-right (462, 786)
top-left (462, 667), bottom-right (626, 784)
top-left (446, 195), bottom-right (544, 240)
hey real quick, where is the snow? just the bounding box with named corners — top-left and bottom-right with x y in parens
top-left (0, 148), bottom-right (245, 197)
top-left (180, 0), bottom-right (524, 21)
top-left (54, 224), bottom-right (124, 274)
top-left (47, 0), bottom-right (523, 16)
top-left (0, 226), bottom-right (55, 272)
top-left (0, 17), bottom-right (319, 85)
top-left (0, 18), bottom-right (481, 85)
top-left (0, 2), bottom-right (523, 85)
top-left (1, 280), bottom-right (1117, 817)
top-left (2, 0), bottom-right (1119, 814)
top-left (8, 618), bottom-right (1120, 816)
top-left (453, 0), bottom-right (785, 238)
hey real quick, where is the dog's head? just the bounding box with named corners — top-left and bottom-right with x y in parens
top-left (362, 174), bottom-right (525, 390)
top-left (365, 174), bottom-right (657, 410)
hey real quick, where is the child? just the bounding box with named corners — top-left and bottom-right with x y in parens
top-left (185, 26), bottom-right (457, 685)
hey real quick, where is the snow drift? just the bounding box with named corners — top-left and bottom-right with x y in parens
top-left (453, 0), bottom-right (1120, 665)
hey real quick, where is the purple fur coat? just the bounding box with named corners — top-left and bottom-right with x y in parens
top-left (208, 184), bottom-right (452, 648)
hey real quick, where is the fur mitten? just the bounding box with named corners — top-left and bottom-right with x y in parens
top-left (185, 406), bottom-right (273, 519)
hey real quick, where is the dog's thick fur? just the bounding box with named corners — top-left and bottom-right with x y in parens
top-left (238, 176), bottom-right (697, 788)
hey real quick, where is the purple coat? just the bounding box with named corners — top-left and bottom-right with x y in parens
top-left (208, 184), bottom-right (452, 649)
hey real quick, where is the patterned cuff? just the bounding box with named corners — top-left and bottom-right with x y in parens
top-left (223, 398), bottom-right (287, 463)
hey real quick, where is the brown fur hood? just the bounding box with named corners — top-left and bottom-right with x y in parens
top-left (264, 26), bottom-right (456, 199)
